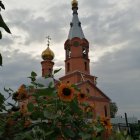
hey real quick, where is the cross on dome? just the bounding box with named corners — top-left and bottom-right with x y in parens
top-left (42, 36), bottom-right (54, 60)
top-left (46, 36), bottom-right (51, 47)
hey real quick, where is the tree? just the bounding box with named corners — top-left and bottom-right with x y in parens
top-left (110, 102), bottom-right (118, 118)
top-left (0, 1), bottom-right (11, 66)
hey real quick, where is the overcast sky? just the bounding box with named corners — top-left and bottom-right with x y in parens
top-left (0, 0), bottom-right (140, 119)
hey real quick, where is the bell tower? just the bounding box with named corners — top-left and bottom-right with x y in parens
top-left (60, 0), bottom-right (111, 118)
top-left (64, 0), bottom-right (90, 75)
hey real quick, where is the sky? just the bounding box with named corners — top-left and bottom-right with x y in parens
top-left (0, 0), bottom-right (140, 119)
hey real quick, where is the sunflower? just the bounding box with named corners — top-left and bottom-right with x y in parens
top-left (18, 84), bottom-right (26, 93)
top-left (58, 83), bottom-right (75, 102)
top-left (77, 92), bottom-right (87, 103)
top-left (100, 117), bottom-right (112, 130)
top-left (17, 84), bottom-right (28, 100)
top-left (20, 104), bottom-right (28, 117)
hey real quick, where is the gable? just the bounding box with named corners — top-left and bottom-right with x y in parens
top-left (77, 80), bottom-right (110, 101)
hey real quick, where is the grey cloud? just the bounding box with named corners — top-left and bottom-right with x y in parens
top-left (5, 8), bottom-right (67, 45)
top-left (0, 37), bottom-right (13, 46)
top-left (0, 49), bottom-right (41, 91)
top-left (79, 0), bottom-right (140, 49)
top-left (91, 43), bottom-right (140, 117)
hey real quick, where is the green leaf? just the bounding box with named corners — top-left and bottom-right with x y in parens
top-left (45, 130), bottom-right (54, 136)
top-left (44, 110), bottom-right (58, 119)
top-left (0, 53), bottom-right (2, 66)
top-left (12, 111), bottom-right (21, 119)
top-left (48, 81), bottom-right (54, 88)
top-left (0, 93), bottom-right (5, 103)
top-left (0, 31), bottom-right (2, 39)
top-left (36, 87), bottom-right (57, 97)
top-left (14, 132), bottom-right (33, 140)
top-left (0, 1), bottom-right (5, 10)
top-left (79, 132), bottom-right (91, 140)
top-left (4, 87), bottom-right (9, 92)
top-left (53, 68), bottom-right (62, 74)
top-left (71, 84), bottom-right (80, 91)
top-left (63, 127), bottom-right (75, 138)
top-left (31, 71), bottom-right (37, 77)
top-left (70, 99), bottom-right (81, 114)
top-left (28, 76), bottom-right (36, 82)
top-left (37, 83), bottom-right (44, 88)
top-left (27, 102), bottom-right (34, 112)
top-left (0, 14), bottom-right (11, 34)
top-left (30, 111), bottom-right (39, 120)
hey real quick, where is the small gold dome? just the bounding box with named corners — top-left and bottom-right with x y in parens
top-left (42, 46), bottom-right (54, 60)
top-left (72, 0), bottom-right (78, 6)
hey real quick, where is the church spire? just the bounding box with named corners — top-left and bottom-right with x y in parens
top-left (68, 0), bottom-right (85, 39)
top-left (64, 1), bottom-right (90, 75)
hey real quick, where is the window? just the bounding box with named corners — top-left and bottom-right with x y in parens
top-left (66, 48), bottom-right (71, 59)
top-left (84, 62), bottom-right (87, 71)
top-left (42, 68), bottom-right (44, 75)
top-left (49, 68), bottom-right (52, 73)
top-left (82, 47), bottom-right (88, 58)
top-left (104, 106), bottom-right (108, 117)
top-left (67, 63), bottom-right (70, 72)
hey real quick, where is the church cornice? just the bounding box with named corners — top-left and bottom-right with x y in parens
top-left (64, 38), bottom-right (89, 49)
top-left (59, 70), bottom-right (96, 81)
top-left (65, 57), bottom-right (90, 62)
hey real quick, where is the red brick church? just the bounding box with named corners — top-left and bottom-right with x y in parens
top-left (40, 0), bottom-right (111, 118)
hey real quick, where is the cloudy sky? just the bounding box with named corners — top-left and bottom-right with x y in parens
top-left (0, 0), bottom-right (140, 119)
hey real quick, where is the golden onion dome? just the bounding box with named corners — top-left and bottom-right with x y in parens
top-left (41, 46), bottom-right (54, 60)
top-left (72, 0), bottom-right (78, 6)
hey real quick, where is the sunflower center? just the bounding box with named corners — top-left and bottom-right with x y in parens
top-left (62, 88), bottom-right (71, 96)
top-left (80, 93), bottom-right (85, 98)
top-left (103, 120), bottom-right (108, 125)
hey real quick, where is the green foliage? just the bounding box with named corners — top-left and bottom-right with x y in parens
top-left (0, 1), bottom-right (5, 10)
top-left (0, 53), bottom-right (2, 66)
top-left (0, 72), bottom-right (112, 140)
top-left (0, 14), bottom-right (11, 34)
top-left (0, 1), bottom-right (11, 35)
top-left (110, 102), bottom-right (118, 118)
top-left (130, 123), bottom-right (140, 140)
top-left (0, 92), bottom-right (5, 111)
top-left (109, 130), bottom-right (134, 140)
top-left (0, 1), bottom-right (11, 66)
top-left (53, 68), bottom-right (62, 75)
top-left (27, 103), bottom-right (34, 112)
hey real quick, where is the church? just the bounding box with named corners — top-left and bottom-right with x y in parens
top-left (40, 0), bottom-right (111, 118)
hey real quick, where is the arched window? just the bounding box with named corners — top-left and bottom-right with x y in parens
top-left (84, 62), bottom-right (87, 71)
top-left (104, 106), bottom-right (108, 117)
top-left (42, 68), bottom-right (44, 75)
top-left (82, 47), bottom-right (88, 58)
top-left (66, 48), bottom-right (71, 59)
top-left (49, 68), bottom-right (52, 73)
top-left (67, 63), bottom-right (70, 72)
